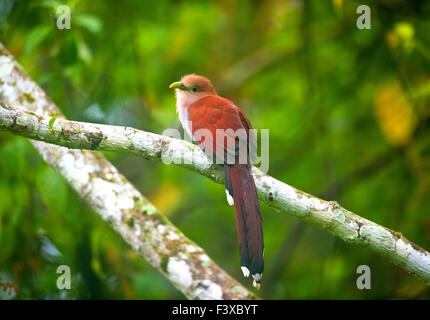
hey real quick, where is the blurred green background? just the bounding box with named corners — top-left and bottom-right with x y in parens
top-left (1, 0), bottom-right (430, 299)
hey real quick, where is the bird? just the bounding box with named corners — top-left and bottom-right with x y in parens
top-left (169, 74), bottom-right (264, 289)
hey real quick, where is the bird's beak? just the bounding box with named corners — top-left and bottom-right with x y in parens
top-left (169, 81), bottom-right (187, 91)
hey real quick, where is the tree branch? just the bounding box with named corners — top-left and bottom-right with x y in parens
top-left (2, 43), bottom-right (430, 288)
top-left (1, 103), bottom-right (430, 286)
top-left (0, 43), bottom-right (256, 300)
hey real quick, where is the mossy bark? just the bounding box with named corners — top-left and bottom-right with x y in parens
top-left (0, 42), bottom-right (256, 300)
top-left (1, 42), bottom-right (430, 288)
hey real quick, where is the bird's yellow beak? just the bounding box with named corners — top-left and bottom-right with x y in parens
top-left (169, 81), bottom-right (187, 90)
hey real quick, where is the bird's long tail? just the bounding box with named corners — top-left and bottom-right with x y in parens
top-left (225, 164), bottom-right (264, 288)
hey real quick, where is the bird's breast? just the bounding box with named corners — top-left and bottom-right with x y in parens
top-left (179, 107), bottom-right (193, 138)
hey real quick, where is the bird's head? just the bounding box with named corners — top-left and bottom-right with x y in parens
top-left (169, 74), bottom-right (217, 97)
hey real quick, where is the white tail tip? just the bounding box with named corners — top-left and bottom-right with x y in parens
top-left (226, 189), bottom-right (234, 206)
top-left (241, 266), bottom-right (250, 278)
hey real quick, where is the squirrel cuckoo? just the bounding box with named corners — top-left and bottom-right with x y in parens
top-left (170, 74), bottom-right (264, 288)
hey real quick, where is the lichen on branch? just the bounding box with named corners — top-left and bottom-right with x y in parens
top-left (1, 102), bottom-right (430, 286)
top-left (0, 43), bottom-right (256, 300)
top-left (1, 42), bottom-right (430, 290)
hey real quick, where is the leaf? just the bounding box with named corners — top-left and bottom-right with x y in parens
top-left (76, 38), bottom-right (92, 64)
top-left (49, 117), bottom-right (56, 129)
top-left (36, 166), bottom-right (68, 213)
top-left (374, 83), bottom-right (417, 147)
top-left (74, 14), bottom-right (103, 35)
top-left (24, 25), bottom-right (51, 54)
top-left (149, 182), bottom-right (182, 215)
top-left (395, 22), bottom-right (414, 42)
top-left (35, 0), bottom-right (63, 10)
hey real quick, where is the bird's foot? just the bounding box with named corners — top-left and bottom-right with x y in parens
top-left (252, 280), bottom-right (261, 290)
top-left (240, 266), bottom-right (263, 289)
top-left (252, 273), bottom-right (262, 290)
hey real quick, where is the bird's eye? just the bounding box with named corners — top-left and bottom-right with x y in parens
top-left (191, 86), bottom-right (198, 92)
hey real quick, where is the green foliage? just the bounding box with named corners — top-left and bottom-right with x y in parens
top-left (1, 0), bottom-right (430, 299)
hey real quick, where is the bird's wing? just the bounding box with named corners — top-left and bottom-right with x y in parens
top-left (188, 95), bottom-right (256, 164)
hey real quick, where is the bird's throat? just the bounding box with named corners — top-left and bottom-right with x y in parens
top-left (175, 90), bottom-right (199, 114)
top-left (175, 90), bottom-right (196, 138)
top-left (175, 89), bottom-right (212, 138)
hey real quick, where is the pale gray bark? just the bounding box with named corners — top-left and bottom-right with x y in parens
top-left (0, 43), bottom-right (256, 300)
top-left (2, 102), bottom-right (430, 287)
top-left (1, 43), bottom-right (430, 288)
